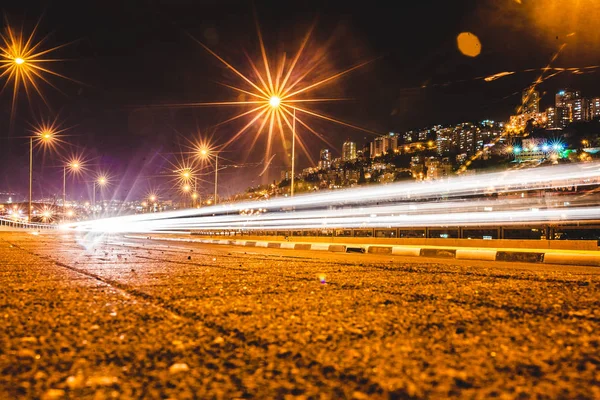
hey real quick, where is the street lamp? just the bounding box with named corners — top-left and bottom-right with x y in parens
top-left (198, 147), bottom-right (220, 205)
top-left (181, 184), bottom-right (191, 208)
top-left (181, 169), bottom-right (192, 180)
top-left (93, 176), bottom-right (108, 217)
top-left (267, 96), bottom-right (296, 197)
top-left (28, 130), bottom-right (56, 222)
top-left (269, 95), bottom-right (281, 108)
top-left (63, 160), bottom-right (81, 220)
top-left (148, 194), bottom-right (157, 212)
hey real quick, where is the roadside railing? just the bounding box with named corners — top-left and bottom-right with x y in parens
top-left (0, 217), bottom-right (58, 230)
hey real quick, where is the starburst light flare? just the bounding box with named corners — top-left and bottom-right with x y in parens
top-left (0, 17), bottom-right (77, 122)
top-left (167, 15), bottom-right (379, 168)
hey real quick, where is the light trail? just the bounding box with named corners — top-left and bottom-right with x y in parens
top-left (65, 199), bottom-right (600, 233)
top-left (62, 162), bottom-right (600, 234)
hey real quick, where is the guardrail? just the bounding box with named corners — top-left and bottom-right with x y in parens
top-left (191, 222), bottom-right (600, 242)
top-left (0, 217), bottom-right (58, 230)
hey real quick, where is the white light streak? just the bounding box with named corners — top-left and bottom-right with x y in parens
top-left (62, 162), bottom-right (600, 234)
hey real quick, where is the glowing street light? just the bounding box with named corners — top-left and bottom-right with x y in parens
top-left (92, 175), bottom-right (108, 217)
top-left (63, 159), bottom-right (82, 220)
top-left (269, 95), bottom-right (281, 108)
top-left (265, 97), bottom-right (297, 197)
top-left (27, 127), bottom-right (59, 222)
top-left (198, 146), bottom-right (220, 205)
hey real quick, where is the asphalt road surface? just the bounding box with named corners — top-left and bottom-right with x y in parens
top-left (1, 232), bottom-right (599, 399)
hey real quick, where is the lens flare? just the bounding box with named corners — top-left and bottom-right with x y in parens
top-left (0, 17), bottom-right (78, 124)
top-left (162, 14), bottom-right (379, 171)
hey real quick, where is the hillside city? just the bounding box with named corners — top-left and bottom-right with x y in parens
top-left (1, 88), bottom-right (599, 221)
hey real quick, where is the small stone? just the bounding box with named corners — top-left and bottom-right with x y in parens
top-left (17, 349), bottom-right (36, 358)
top-left (86, 375), bottom-right (119, 387)
top-left (213, 336), bottom-right (225, 345)
top-left (169, 363), bottom-right (190, 374)
top-left (34, 371), bottom-right (47, 381)
top-left (172, 340), bottom-right (185, 350)
top-left (66, 374), bottom-right (85, 389)
top-left (42, 389), bottom-right (65, 400)
top-left (352, 391), bottom-right (369, 400)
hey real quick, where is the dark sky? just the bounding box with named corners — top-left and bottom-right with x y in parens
top-left (1, 0), bottom-right (599, 201)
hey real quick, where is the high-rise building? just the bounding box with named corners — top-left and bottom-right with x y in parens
top-left (318, 148), bottom-right (331, 170)
top-left (572, 98), bottom-right (588, 122)
top-left (425, 157), bottom-right (453, 180)
top-left (522, 88), bottom-right (540, 114)
top-left (555, 90), bottom-right (580, 107)
top-left (557, 106), bottom-right (571, 128)
top-left (435, 127), bottom-right (455, 155)
top-left (369, 133), bottom-right (398, 158)
top-left (387, 132), bottom-right (399, 153)
top-left (554, 89), bottom-right (588, 125)
top-left (546, 107), bottom-right (558, 129)
top-left (590, 97), bottom-right (600, 120)
top-left (456, 123), bottom-right (477, 154)
top-left (370, 137), bottom-right (387, 158)
top-left (342, 141), bottom-right (357, 162)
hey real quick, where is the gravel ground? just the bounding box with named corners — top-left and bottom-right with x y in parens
top-left (0, 232), bottom-right (599, 399)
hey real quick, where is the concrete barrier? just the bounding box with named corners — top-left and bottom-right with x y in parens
top-left (124, 235), bottom-right (600, 267)
top-left (391, 247), bottom-right (421, 257)
top-left (496, 251), bottom-right (544, 263)
top-left (367, 246), bottom-right (393, 254)
top-left (543, 253), bottom-right (600, 266)
top-left (456, 249), bottom-right (498, 261)
top-left (328, 244), bottom-right (346, 252)
top-left (420, 248), bottom-right (456, 258)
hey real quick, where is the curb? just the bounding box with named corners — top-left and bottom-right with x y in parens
top-left (122, 235), bottom-right (600, 267)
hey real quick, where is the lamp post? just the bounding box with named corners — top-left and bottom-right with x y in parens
top-left (192, 177), bottom-right (199, 207)
top-left (182, 183), bottom-right (191, 208)
top-left (28, 130), bottom-right (55, 222)
top-left (148, 194), bottom-right (157, 212)
top-left (63, 161), bottom-right (80, 220)
top-left (267, 96), bottom-right (296, 197)
top-left (198, 148), bottom-right (219, 205)
top-left (93, 176), bottom-right (107, 218)
top-left (291, 108), bottom-right (296, 197)
top-left (179, 168), bottom-right (194, 208)
top-left (214, 153), bottom-right (218, 204)
top-left (29, 137), bottom-right (32, 222)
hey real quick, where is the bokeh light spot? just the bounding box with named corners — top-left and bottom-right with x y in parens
top-left (457, 32), bottom-right (481, 57)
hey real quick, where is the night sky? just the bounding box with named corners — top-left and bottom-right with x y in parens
top-left (1, 0), bottom-right (599, 201)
